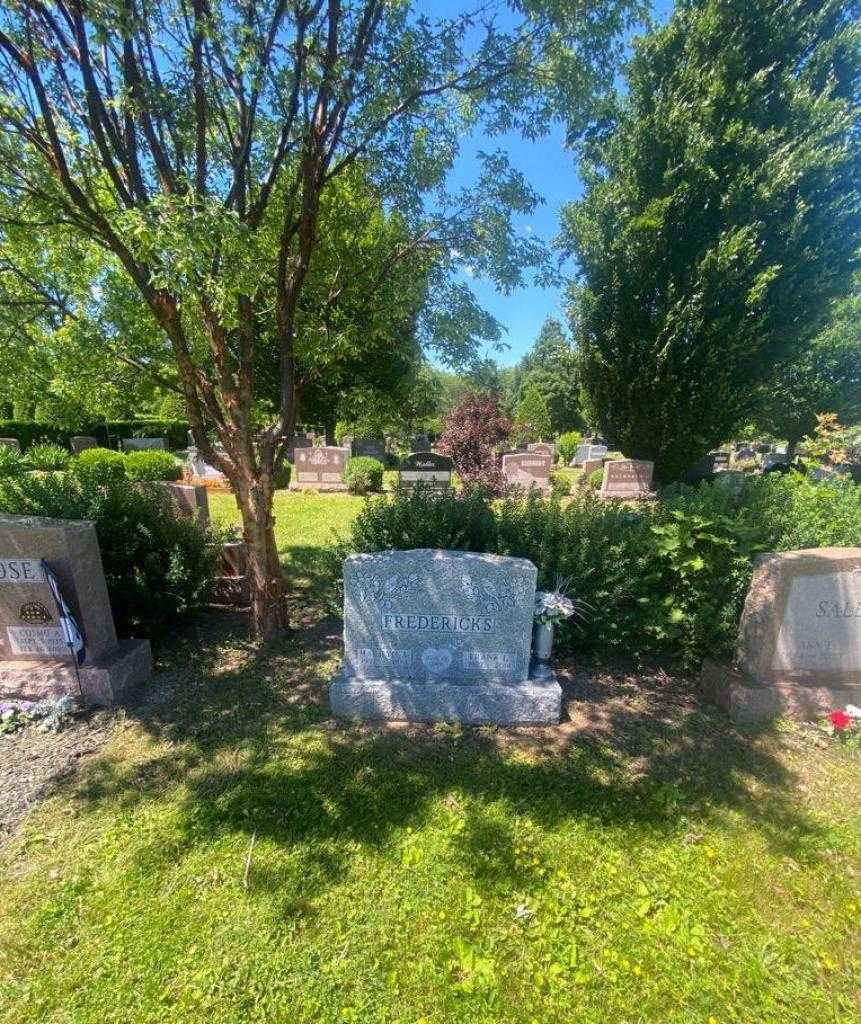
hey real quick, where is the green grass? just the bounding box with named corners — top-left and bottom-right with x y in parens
top-left (0, 492), bottom-right (858, 1023)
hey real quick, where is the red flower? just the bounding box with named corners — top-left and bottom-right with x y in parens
top-left (829, 709), bottom-right (851, 731)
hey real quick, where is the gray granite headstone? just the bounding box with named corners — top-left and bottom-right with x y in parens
top-left (0, 438), bottom-right (21, 453)
top-left (331, 548), bottom-right (561, 724)
top-left (572, 444), bottom-right (590, 466)
top-left (352, 437), bottom-right (386, 461)
top-left (343, 550), bottom-right (535, 684)
top-left (121, 437), bottom-right (166, 452)
top-left (527, 442), bottom-right (556, 459)
top-left (70, 436), bottom-right (98, 454)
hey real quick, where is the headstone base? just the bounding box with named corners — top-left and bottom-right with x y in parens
top-left (0, 638), bottom-right (152, 706)
top-left (288, 481), bottom-right (349, 492)
top-left (700, 660), bottom-right (860, 725)
top-left (329, 666), bottom-right (562, 725)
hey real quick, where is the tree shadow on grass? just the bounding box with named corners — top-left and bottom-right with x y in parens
top-left (63, 611), bottom-right (833, 907)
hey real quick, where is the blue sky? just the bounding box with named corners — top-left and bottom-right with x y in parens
top-left (429, 0), bottom-right (674, 367)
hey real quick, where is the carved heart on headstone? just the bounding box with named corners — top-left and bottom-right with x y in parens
top-left (421, 647), bottom-right (453, 674)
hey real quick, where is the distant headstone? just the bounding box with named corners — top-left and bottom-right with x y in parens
top-left (399, 452), bottom-right (453, 493)
top-left (158, 482), bottom-right (210, 528)
top-left (0, 438), bottom-right (21, 453)
top-left (588, 445), bottom-right (608, 461)
top-left (581, 458), bottom-right (604, 480)
top-left (121, 437), bottom-right (166, 452)
top-left (734, 447), bottom-right (755, 462)
top-left (352, 437), bottom-right (386, 462)
top-left (502, 452), bottom-right (552, 493)
top-left (711, 451), bottom-right (731, 472)
top-left (684, 453), bottom-right (717, 484)
top-left (410, 434), bottom-right (431, 453)
top-left (329, 549), bottom-right (561, 724)
top-left (600, 459), bottom-right (654, 500)
top-left (70, 436), bottom-right (98, 455)
top-left (184, 447), bottom-right (230, 487)
top-left (702, 548), bottom-right (861, 723)
top-left (0, 515), bottom-right (152, 705)
top-left (755, 443), bottom-right (772, 454)
top-left (572, 444), bottom-right (590, 466)
top-left (527, 442), bottom-right (556, 459)
top-left (289, 446), bottom-right (349, 491)
top-left (762, 452), bottom-right (791, 473)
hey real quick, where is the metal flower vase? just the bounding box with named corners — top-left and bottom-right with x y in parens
top-left (532, 621), bottom-right (554, 662)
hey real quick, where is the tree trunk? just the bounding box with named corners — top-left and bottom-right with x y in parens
top-left (233, 468), bottom-right (289, 639)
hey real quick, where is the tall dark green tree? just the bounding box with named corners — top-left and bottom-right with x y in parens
top-left (751, 291), bottom-right (861, 451)
top-left (562, 0), bottom-right (861, 481)
top-left (506, 317), bottom-right (583, 433)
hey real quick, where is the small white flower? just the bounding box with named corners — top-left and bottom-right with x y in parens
top-left (514, 903), bottom-right (531, 920)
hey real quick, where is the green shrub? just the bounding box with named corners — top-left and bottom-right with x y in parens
top-left (557, 431), bottom-right (583, 465)
top-left (345, 456), bottom-right (384, 495)
top-left (124, 450), bottom-right (182, 482)
top-left (550, 470), bottom-right (572, 497)
top-left (588, 467), bottom-right (604, 490)
top-left (0, 470), bottom-right (214, 637)
top-left (73, 447), bottom-right (127, 484)
top-left (24, 441), bottom-right (70, 471)
top-left (349, 487), bottom-right (497, 554)
top-left (0, 445), bottom-right (24, 479)
top-left (274, 462), bottom-right (292, 489)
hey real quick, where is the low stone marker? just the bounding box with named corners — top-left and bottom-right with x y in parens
top-left (121, 437), bottom-right (166, 452)
top-left (158, 481), bottom-right (210, 528)
top-left (502, 452), bottom-right (552, 493)
top-left (329, 548), bottom-right (561, 724)
top-left (185, 447), bottom-right (230, 488)
top-left (352, 437), bottom-right (386, 461)
top-left (701, 547), bottom-right (861, 723)
top-left (0, 438), bottom-right (21, 452)
top-left (599, 459), bottom-right (654, 500)
top-left (399, 452), bottom-right (453, 493)
top-left (70, 436), bottom-right (98, 454)
top-left (527, 442), bottom-right (556, 459)
top-left (289, 446), bottom-right (349, 491)
top-left (581, 457), bottom-right (604, 480)
top-left (0, 515), bottom-right (152, 705)
top-left (712, 451), bottom-right (731, 472)
top-left (210, 540), bottom-right (250, 606)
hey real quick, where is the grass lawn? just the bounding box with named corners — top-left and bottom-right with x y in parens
top-left (0, 493), bottom-right (858, 1023)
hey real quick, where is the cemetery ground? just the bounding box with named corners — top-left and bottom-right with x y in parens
top-left (0, 492), bottom-right (858, 1024)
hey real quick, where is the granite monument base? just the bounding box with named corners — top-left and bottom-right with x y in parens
top-left (0, 638), bottom-right (152, 706)
top-left (288, 480), bottom-right (349, 493)
top-left (700, 660), bottom-right (860, 725)
top-left (330, 666), bottom-right (562, 725)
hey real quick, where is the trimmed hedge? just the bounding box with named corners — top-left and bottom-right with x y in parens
top-left (124, 450), bottom-right (182, 482)
top-left (345, 456), bottom-right (384, 495)
top-left (0, 419), bottom-right (190, 451)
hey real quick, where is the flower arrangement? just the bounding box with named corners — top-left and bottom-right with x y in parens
top-left (534, 581), bottom-right (584, 625)
top-left (826, 704), bottom-right (860, 744)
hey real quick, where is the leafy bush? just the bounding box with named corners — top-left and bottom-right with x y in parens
top-left (438, 391), bottom-right (511, 493)
top-left (557, 431), bottom-right (582, 465)
top-left (274, 462), bottom-right (292, 489)
top-left (550, 470), bottom-right (571, 498)
top-left (124, 450), bottom-right (182, 482)
top-left (0, 445), bottom-right (24, 479)
top-left (0, 470), bottom-right (214, 637)
top-left (73, 447), bottom-right (127, 483)
top-left (349, 487), bottom-right (497, 555)
top-left (24, 441), bottom-right (70, 471)
top-left (332, 472), bottom-right (861, 667)
top-left (588, 467), bottom-right (604, 490)
top-left (345, 456), bottom-right (384, 495)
